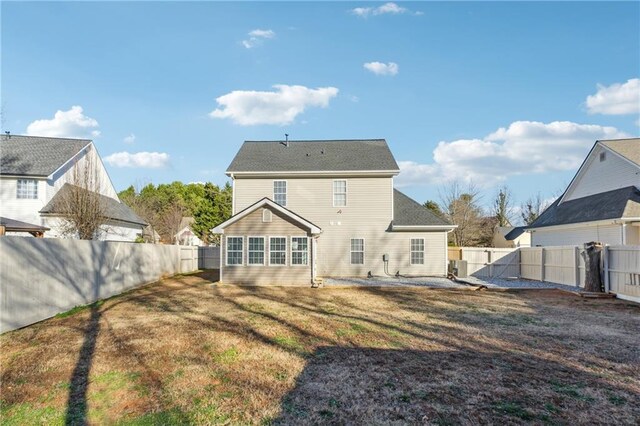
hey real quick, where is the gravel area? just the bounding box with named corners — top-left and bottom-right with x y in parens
top-left (324, 275), bottom-right (584, 292)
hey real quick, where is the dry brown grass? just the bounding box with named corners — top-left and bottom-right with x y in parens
top-left (1, 271), bottom-right (639, 425)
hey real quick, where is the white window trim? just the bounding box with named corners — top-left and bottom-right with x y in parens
top-left (350, 237), bottom-right (365, 265)
top-left (290, 236), bottom-right (309, 267)
top-left (333, 179), bottom-right (347, 208)
top-left (247, 236), bottom-right (266, 266)
top-left (269, 236), bottom-right (287, 266)
top-left (273, 180), bottom-right (287, 207)
top-left (410, 238), bottom-right (425, 265)
top-left (16, 179), bottom-right (38, 199)
top-left (226, 236), bottom-right (244, 266)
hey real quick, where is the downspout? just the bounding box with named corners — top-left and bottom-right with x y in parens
top-left (621, 223), bottom-right (627, 245)
top-left (231, 173), bottom-right (236, 215)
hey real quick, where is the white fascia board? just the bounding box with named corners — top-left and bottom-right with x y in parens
top-left (212, 198), bottom-right (321, 235)
top-left (226, 170), bottom-right (400, 178)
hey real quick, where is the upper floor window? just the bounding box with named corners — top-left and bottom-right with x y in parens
top-left (273, 180), bottom-right (287, 206)
top-left (333, 180), bottom-right (347, 207)
top-left (17, 179), bottom-right (38, 199)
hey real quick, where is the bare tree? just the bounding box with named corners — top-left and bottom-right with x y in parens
top-left (492, 185), bottom-right (513, 227)
top-left (158, 202), bottom-right (186, 244)
top-left (55, 151), bottom-right (107, 240)
top-left (520, 193), bottom-right (545, 225)
top-left (439, 181), bottom-right (487, 247)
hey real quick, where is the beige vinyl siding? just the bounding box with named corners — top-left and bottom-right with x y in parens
top-left (531, 223), bottom-right (623, 247)
top-left (317, 231), bottom-right (446, 277)
top-left (564, 145), bottom-right (640, 202)
top-left (234, 176), bottom-right (448, 276)
top-left (626, 225), bottom-right (640, 245)
top-left (221, 206), bottom-right (312, 285)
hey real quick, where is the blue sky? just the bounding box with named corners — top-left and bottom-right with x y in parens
top-left (2, 1), bottom-right (639, 218)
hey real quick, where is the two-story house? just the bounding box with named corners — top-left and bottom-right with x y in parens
top-left (0, 134), bottom-right (146, 241)
top-left (213, 139), bottom-right (456, 285)
top-left (528, 138), bottom-right (640, 246)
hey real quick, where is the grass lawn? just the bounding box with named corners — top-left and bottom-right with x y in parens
top-left (1, 271), bottom-right (639, 425)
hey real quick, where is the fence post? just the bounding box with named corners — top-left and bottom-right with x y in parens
top-left (603, 245), bottom-right (610, 293)
top-left (540, 248), bottom-right (545, 282)
top-left (487, 250), bottom-right (493, 278)
top-left (574, 246), bottom-right (581, 287)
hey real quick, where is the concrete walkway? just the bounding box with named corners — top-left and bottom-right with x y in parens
top-left (324, 275), bottom-right (584, 292)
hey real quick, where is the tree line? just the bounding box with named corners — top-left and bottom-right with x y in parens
top-left (423, 182), bottom-right (551, 247)
top-left (118, 181), bottom-right (232, 244)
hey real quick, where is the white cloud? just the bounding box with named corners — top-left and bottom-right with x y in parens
top-left (104, 151), bottom-right (170, 168)
top-left (242, 28), bottom-right (275, 49)
top-left (586, 78), bottom-right (640, 115)
top-left (210, 84), bottom-right (339, 126)
top-left (351, 2), bottom-right (421, 17)
top-left (123, 133), bottom-right (136, 144)
top-left (25, 106), bottom-right (100, 139)
top-left (396, 120), bottom-right (629, 188)
top-left (364, 61), bottom-right (399, 76)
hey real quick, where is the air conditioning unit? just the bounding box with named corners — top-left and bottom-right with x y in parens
top-left (448, 260), bottom-right (468, 278)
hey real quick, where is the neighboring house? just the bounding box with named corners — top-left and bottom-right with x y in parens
top-left (0, 134), bottom-right (146, 241)
top-left (213, 139), bottom-right (456, 285)
top-left (528, 138), bottom-right (640, 246)
top-left (175, 217), bottom-right (204, 246)
top-left (493, 226), bottom-right (531, 248)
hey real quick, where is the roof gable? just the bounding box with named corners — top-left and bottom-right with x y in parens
top-left (559, 138), bottom-right (640, 204)
top-left (40, 183), bottom-right (147, 226)
top-left (1, 135), bottom-right (91, 177)
top-left (600, 138), bottom-right (640, 166)
top-left (227, 139), bottom-right (400, 174)
top-left (212, 198), bottom-right (322, 234)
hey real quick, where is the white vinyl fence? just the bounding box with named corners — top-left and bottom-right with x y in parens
top-left (0, 237), bottom-right (204, 333)
top-left (459, 247), bottom-right (520, 278)
top-left (455, 245), bottom-right (640, 302)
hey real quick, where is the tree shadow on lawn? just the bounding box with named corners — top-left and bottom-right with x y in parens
top-left (274, 345), bottom-right (639, 425)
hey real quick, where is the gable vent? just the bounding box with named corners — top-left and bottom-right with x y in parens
top-left (262, 208), bottom-right (272, 223)
top-left (599, 152), bottom-right (606, 162)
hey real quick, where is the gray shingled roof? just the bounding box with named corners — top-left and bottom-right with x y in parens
top-left (504, 226), bottom-right (526, 241)
top-left (392, 189), bottom-right (452, 227)
top-left (40, 184), bottom-right (147, 226)
top-left (600, 138), bottom-right (640, 166)
top-left (1, 135), bottom-right (91, 177)
top-left (0, 217), bottom-right (50, 232)
top-left (529, 186), bottom-right (640, 229)
top-left (227, 139), bottom-right (400, 173)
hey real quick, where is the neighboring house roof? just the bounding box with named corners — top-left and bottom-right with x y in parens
top-left (227, 139), bottom-right (400, 174)
top-left (528, 186), bottom-right (640, 229)
top-left (40, 183), bottom-right (147, 226)
top-left (0, 217), bottom-right (50, 232)
top-left (391, 189), bottom-right (454, 229)
top-left (600, 138), bottom-right (640, 166)
top-left (504, 226), bottom-right (526, 241)
top-left (177, 217), bottom-right (195, 232)
top-left (0, 134), bottom-right (91, 177)
top-left (212, 197), bottom-right (322, 235)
